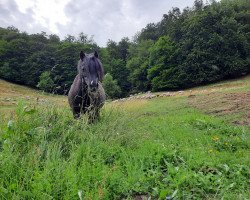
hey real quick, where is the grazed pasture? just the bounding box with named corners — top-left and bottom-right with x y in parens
top-left (0, 77), bottom-right (249, 199)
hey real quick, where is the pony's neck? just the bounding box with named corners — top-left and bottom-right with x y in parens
top-left (77, 64), bottom-right (83, 77)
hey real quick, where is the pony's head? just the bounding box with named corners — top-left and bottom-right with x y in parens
top-left (78, 51), bottom-right (104, 92)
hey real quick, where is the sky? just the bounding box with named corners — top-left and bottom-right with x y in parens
top-left (0, 0), bottom-right (195, 46)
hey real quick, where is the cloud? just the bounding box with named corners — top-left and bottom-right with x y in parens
top-left (0, 0), bottom-right (51, 34)
top-left (0, 0), bottom-right (195, 46)
top-left (58, 0), bottom-right (195, 46)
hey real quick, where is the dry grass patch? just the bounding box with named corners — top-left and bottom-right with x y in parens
top-left (112, 99), bottom-right (148, 111)
top-left (189, 92), bottom-right (250, 125)
top-left (0, 79), bottom-right (67, 113)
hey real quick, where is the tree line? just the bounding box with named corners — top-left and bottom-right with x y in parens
top-left (0, 0), bottom-right (249, 98)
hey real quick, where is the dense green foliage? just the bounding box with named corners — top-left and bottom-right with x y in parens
top-left (0, 0), bottom-right (249, 97)
top-left (140, 0), bottom-right (250, 91)
top-left (102, 73), bottom-right (121, 99)
top-left (0, 28), bottom-right (98, 94)
top-left (37, 71), bottom-right (55, 92)
top-left (127, 40), bottom-right (154, 93)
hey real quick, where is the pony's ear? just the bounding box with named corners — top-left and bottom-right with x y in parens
top-left (80, 51), bottom-right (85, 60)
top-left (94, 51), bottom-right (99, 58)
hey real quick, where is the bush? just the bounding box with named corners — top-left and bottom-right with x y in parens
top-left (103, 73), bottom-right (121, 99)
top-left (37, 71), bottom-right (55, 92)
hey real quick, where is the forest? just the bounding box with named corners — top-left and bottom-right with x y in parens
top-left (0, 0), bottom-right (249, 98)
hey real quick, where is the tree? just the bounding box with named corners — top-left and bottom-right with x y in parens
top-left (64, 35), bottom-right (76, 43)
top-left (176, 0), bottom-right (250, 87)
top-left (126, 40), bottom-right (154, 92)
top-left (135, 23), bottom-right (160, 42)
top-left (106, 40), bottom-right (119, 59)
top-left (148, 36), bottom-right (178, 91)
top-left (103, 73), bottom-right (121, 99)
top-left (109, 59), bottom-right (131, 97)
top-left (105, 39), bottom-right (132, 96)
top-left (49, 34), bottom-right (60, 43)
top-left (117, 37), bottom-right (130, 61)
top-left (194, 0), bottom-right (204, 11)
top-left (0, 62), bottom-right (11, 79)
top-left (37, 71), bottom-right (55, 92)
top-left (77, 32), bottom-right (95, 45)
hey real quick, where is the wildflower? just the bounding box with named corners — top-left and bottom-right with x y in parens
top-left (212, 136), bottom-right (219, 141)
top-left (208, 149), bottom-right (213, 153)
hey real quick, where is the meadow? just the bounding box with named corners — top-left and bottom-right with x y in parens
top-left (0, 77), bottom-right (249, 199)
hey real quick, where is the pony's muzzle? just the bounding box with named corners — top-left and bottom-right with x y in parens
top-left (90, 80), bottom-right (98, 92)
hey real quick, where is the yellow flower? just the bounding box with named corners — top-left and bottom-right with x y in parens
top-left (212, 136), bottom-right (219, 141)
top-left (208, 149), bottom-right (213, 153)
top-left (225, 142), bottom-right (228, 145)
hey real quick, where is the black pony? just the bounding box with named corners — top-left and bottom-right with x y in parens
top-left (68, 51), bottom-right (105, 122)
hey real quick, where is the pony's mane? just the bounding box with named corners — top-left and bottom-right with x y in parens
top-left (90, 56), bottom-right (104, 82)
top-left (77, 53), bottom-right (104, 82)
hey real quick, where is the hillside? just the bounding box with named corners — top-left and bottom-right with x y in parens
top-left (0, 79), bottom-right (66, 115)
top-left (1, 0), bottom-right (249, 98)
top-left (0, 76), bottom-right (250, 199)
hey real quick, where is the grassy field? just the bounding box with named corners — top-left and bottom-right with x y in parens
top-left (0, 77), bottom-right (249, 199)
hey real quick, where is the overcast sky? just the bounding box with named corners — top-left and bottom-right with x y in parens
top-left (0, 0), bottom-right (195, 46)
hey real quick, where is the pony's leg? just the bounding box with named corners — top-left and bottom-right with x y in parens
top-left (94, 108), bottom-right (100, 121)
top-left (73, 106), bottom-right (81, 119)
top-left (68, 97), bottom-right (80, 119)
top-left (70, 100), bottom-right (80, 119)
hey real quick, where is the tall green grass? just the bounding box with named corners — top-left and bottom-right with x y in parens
top-left (0, 98), bottom-right (249, 199)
